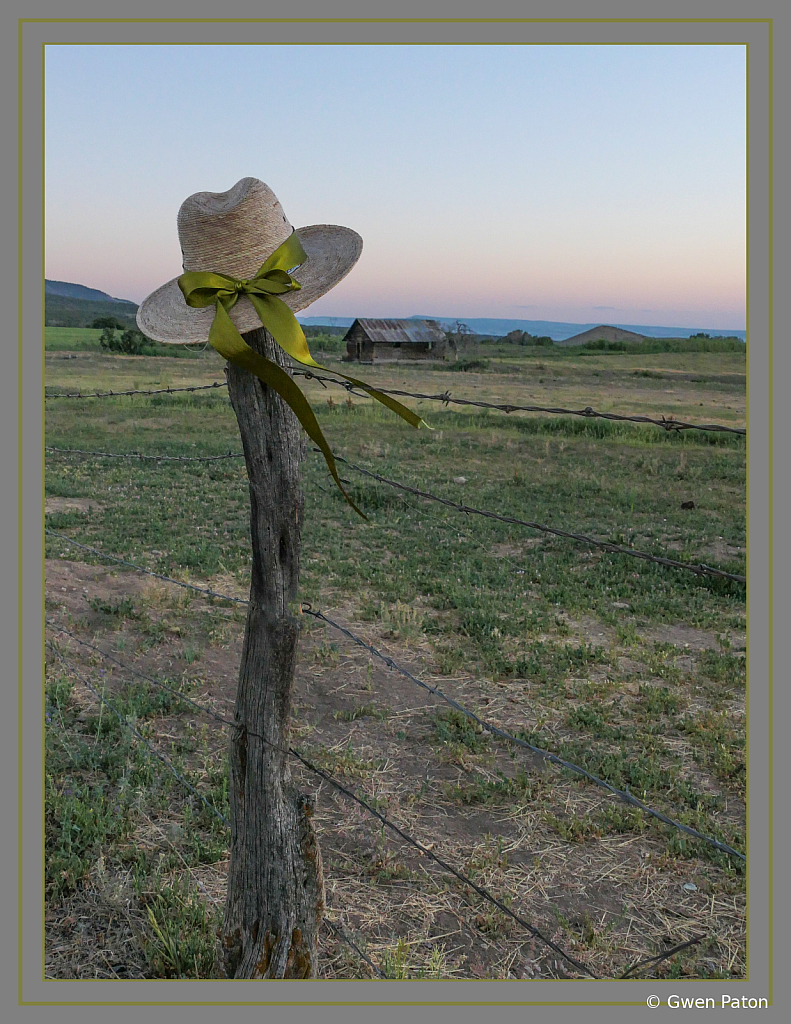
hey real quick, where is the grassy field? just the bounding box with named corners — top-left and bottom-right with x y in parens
top-left (44, 333), bottom-right (746, 980)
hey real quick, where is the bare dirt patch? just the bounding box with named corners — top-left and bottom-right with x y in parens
top-left (45, 498), bottom-right (105, 515)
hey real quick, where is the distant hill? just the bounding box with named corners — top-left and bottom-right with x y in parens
top-left (44, 279), bottom-right (139, 328)
top-left (555, 325), bottom-right (647, 347)
top-left (45, 279), bottom-right (137, 305)
top-left (298, 314), bottom-right (746, 343)
top-left (45, 295), bottom-right (140, 330)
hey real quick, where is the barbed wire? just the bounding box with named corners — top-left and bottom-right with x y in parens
top-left (322, 918), bottom-right (386, 979)
top-left (44, 381), bottom-right (229, 399)
top-left (620, 934), bottom-right (706, 980)
top-left (293, 370), bottom-right (746, 436)
top-left (325, 452), bottom-right (747, 585)
top-left (43, 370), bottom-right (745, 436)
top-left (45, 445), bottom-right (244, 462)
top-left (301, 606), bottom-right (745, 863)
top-left (50, 609), bottom-right (743, 865)
top-left (50, 624), bottom-right (701, 979)
top-left (45, 625), bottom-right (591, 978)
top-left (40, 533), bottom-right (744, 862)
top-left (44, 530), bottom-right (250, 604)
top-left (290, 747), bottom-right (598, 979)
top-left (43, 444), bottom-right (746, 585)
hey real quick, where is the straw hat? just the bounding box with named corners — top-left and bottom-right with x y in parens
top-left (136, 177), bottom-right (362, 344)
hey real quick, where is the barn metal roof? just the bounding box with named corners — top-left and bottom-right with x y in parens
top-left (346, 318), bottom-right (447, 345)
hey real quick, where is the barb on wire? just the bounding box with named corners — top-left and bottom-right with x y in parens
top-left (45, 445), bottom-right (244, 462)
top-left (318, 452), bottom-right (746, 585)
top-left (620, 934), bottom-right (706, 979)
top-left (44, 381), bottom-right (229, 399)
top-left (302, 605), bottom-right (745, 863)
top-left (294, 370), bottom-right (746, 436)
top-left (46, 641), bottom-right (229, 826)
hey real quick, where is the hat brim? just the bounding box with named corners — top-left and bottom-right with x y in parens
top-left (136, 224), bottom-right (362, 344)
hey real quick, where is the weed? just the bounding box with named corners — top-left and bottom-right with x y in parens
top-left (381, 937), bottom-right (411, 979)
top-left (445, 769), bottom-right (539, 805)
top-left (141, 879), bottom-right (221, 978)
top-left (88, 596), bottom-right (140, 618)
top-left (638, 684), bottom-right (682, 716)
top-left (314, 641), bottom-right (340, 665)
top-left (434, 709), bottom-right (490, 752)
top-left (180, 643), bottom-right (200, 665)
top-left (697, 648), bottom-right (746, 687)
top-left (542, 812), bottom-right (603, 843)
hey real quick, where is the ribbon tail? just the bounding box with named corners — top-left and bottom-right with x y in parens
top-left (208, 301), bottom-right (367, 520)
top-left (333, 372), bottom-right (429, 429)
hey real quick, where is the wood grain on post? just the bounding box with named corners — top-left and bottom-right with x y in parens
top-left (219, 326), bottom-right (324, 978)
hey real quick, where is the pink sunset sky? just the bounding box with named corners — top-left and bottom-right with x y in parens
top-left (45, 43), bottom-right (746, 330)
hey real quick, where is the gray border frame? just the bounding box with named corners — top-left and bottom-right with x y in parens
top-left (8, 2), bottom-right (781, 1019)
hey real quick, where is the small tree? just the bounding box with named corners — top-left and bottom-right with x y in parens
top-left (445, 320), bottom-right (473, 358)
top-left (90, 316), bottom-right (126, 330)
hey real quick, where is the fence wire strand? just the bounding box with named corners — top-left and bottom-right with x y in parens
top-left (620, 934), bottom-right (706, 980)
top-left (301, 606), bottom-right (745, 863)
top-left (46, 445), bottom-right (244, 462)
top-left (44, 381), bottom-right (229, 399)
top-left (289, 747), bottom-right (598, 979)
top-left (293, 370), bottom-right (746, 435)
top-left (43, 371), bottom-right (745, 436)
top-left (322, 452), bottom-right (747, 585)
top-left (41, 530), bottom-right (743, 862)
top-left (43, 446), bottom-right (746, 585)
top-left (45, 626), bottom-right (593, 979)
top-left (46, 641), bottom-right (230, 826)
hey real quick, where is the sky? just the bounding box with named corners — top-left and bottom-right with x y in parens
top-left (44, 44), bottom-right (746, 330)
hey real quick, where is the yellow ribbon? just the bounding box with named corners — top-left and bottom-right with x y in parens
top-left (178, 232), bottom-right (426, 518)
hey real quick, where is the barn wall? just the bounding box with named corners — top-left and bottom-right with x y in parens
top-left (344, 323), bottom-right (369, 362)
top-left (371, 342), bottom-right (438, 362)
top-left (343, 321), bottom-right (449, 362)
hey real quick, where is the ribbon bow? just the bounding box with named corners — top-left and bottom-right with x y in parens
top-left (178, 232), bottom-right (426, 518)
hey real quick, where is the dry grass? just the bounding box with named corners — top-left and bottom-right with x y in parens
top-left (44, 567), bottom-right (745, 981)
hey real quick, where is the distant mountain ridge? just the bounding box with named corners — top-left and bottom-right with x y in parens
top-left (45, 279), bottom-right (137, 305)
top-left (298, 314), bottom-right (746, 343)
top-left (43, 282), bottom-right (746, 342)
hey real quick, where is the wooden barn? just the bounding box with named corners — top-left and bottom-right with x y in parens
top-left (342, 318), bottom-right (449, 363)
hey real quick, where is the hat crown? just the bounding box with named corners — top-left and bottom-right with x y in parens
top-left (177, 177), bottom-right (293, 279)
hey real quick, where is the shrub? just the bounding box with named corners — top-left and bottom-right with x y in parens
top-left (99, 327), bottom-right (151, 355)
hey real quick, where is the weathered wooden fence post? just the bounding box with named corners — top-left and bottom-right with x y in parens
top-left (218, 326), bottom-right (324, 979)
top-left (136, 177), bottom-right (418, 978)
